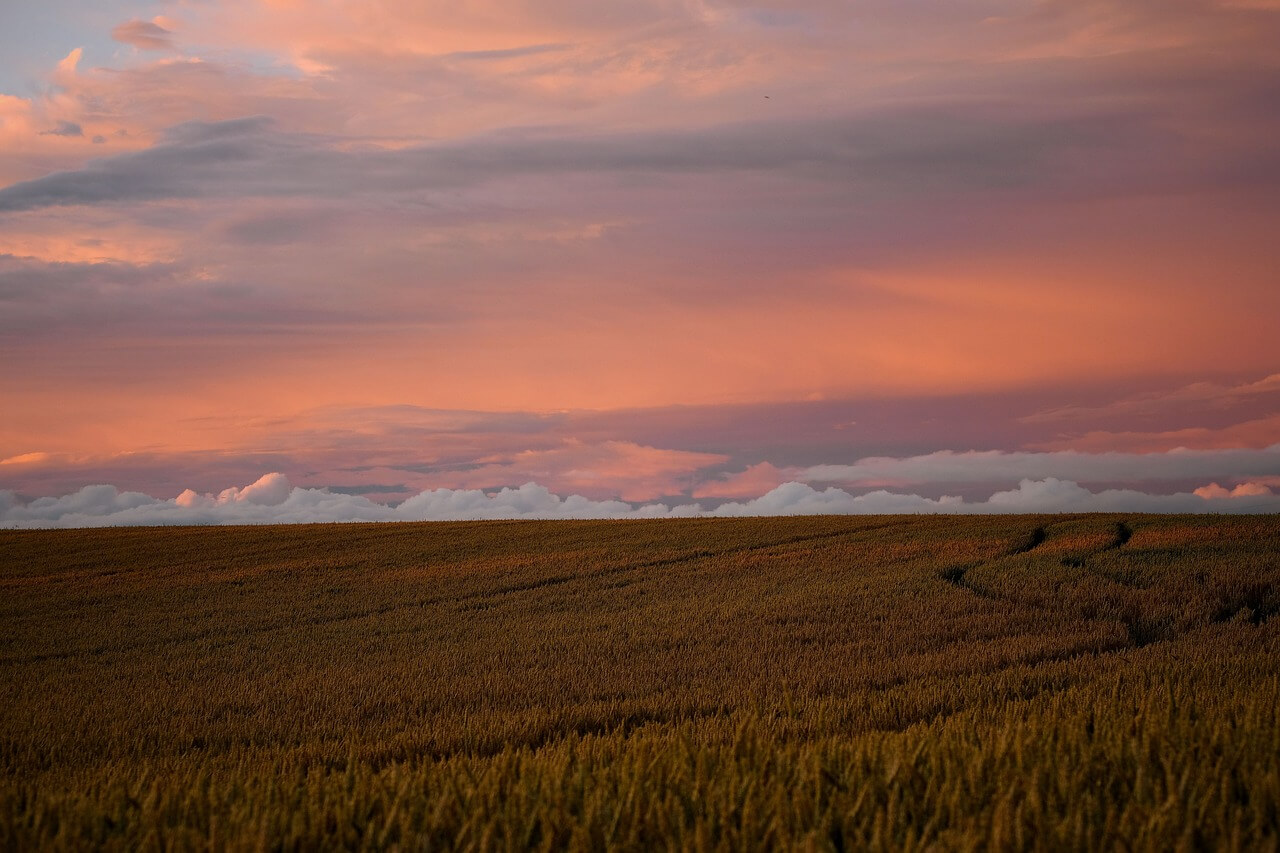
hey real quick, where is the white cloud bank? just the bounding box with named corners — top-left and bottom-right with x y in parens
top-left (803, 445), bottom-right (1280, 486)
top-left (0, 473), bottom-right (1276, 528)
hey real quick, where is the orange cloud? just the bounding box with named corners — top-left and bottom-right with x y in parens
top-left (1193, 482), bottom-right (1273, 500)
top-left (452, 440), bottom-right (729, 501)
top-left (693, 462), bottom-right (794, 499)
top-left (0, 452), bottom-right (53, 466)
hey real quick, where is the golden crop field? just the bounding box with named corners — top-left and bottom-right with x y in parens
top-left (2, 514), bottom-right (1279, 850)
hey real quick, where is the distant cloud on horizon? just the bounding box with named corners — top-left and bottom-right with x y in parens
top-left (2, 470), bottom-right (1276, 529)
top-left (800, 445), bottom-right (1280, 489)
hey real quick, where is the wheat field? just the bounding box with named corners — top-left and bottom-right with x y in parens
top-left (2, 514), bottom-right (1278, 850)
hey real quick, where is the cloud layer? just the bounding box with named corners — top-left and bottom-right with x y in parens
top-left (2, 472), bottom-right (1275, 529)
top-left (802, 445), bottom-right (1280, 488)
top-left (1, 1), bottom-right (1279, 501)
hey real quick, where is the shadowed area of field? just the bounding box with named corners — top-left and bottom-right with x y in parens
top-left (2, 515), bottom-right (1279, 849)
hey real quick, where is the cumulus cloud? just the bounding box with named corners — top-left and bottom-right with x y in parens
top-left (396, 482), bottom-right (686, 521)
top-left (710, 479), bottom-right (1280, 517)
top-left (0, 476), bottom-right (687, 528)
top-left (2, 473), bottom-right (1278, 528)
top-left (175, 472), bottom-right (293, 507)
top-left (1193, 481), bottom-right (1273, 500)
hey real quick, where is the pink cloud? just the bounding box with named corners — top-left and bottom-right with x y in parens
top-left (457, 440), bottom-right (728, 501)
top-left (1193, 482), bottom-right (1273, 500)
top-left (1032, 414), bottom-right (1280, 454)
top-left (1023, 374), bottom-right (1280, 425)
top-left (693, 462), bottom-right (795, 499)
top-left (112, 19), bottom-right (177, 52)
top-left (2, 0), bottom-right (1279, 499)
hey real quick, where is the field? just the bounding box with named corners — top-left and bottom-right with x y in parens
top-left (2, 514), bottom-right (1279, 850)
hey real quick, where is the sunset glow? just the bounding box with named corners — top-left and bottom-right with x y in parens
top-left (3, 0), bottom-right (1280, 524)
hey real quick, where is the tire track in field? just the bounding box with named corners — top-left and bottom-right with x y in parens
top-left (1, 519), bottom-right (919, 666)
top-left (379, 634), bottom-right (1133, 764)
top-left (938, 518), bottom-right (1187, 651)
top-left (441, 519), bottom-right (918, 606)
top-left (939, 523), bottom-right (1049, 599)
top-left (1060, 521), bottom-right (1131, 569)
top-left (940, 519), bottom-right (1137, 597)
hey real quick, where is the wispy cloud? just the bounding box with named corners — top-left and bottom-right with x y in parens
top-left (0, 103), bottom-right (1185, 213)
top-left (111, 19), bottom-right (177, 52)
top-left (39, 121), bottom-right (83, 138)
top-left (1022, 374), bottom-right (1280, 424)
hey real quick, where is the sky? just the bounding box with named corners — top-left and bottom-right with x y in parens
top-left (2, 0), bottom-right (1280, 526)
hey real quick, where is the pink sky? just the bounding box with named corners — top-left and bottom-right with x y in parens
top-left (2, 0), bottom-right (1280, 522)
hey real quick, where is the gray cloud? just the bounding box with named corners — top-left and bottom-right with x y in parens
top-left (804, 446), bottom-right (1280, 487)
top-left (1, 473), bottom-right (1275, 528)
top-left (1021, 374), bottom-right (1280, 424)
top-left (111, 19), bottom-right (176, 51)
top-left (40, 121), bottom-right (83, 138)
top-left (0, 253), bottom-right (375, 338)
top-left (219, 210), bottom-right (338, 246)
top-left (711, 478), bottom-right (1280, 516)
top-left (0, 96), bottom-right (1213, 213)
top-left (0, 118), bottom-right (281, 211)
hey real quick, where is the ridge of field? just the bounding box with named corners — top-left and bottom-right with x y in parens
top-left (2, 514), bottom-right (1278, 850)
